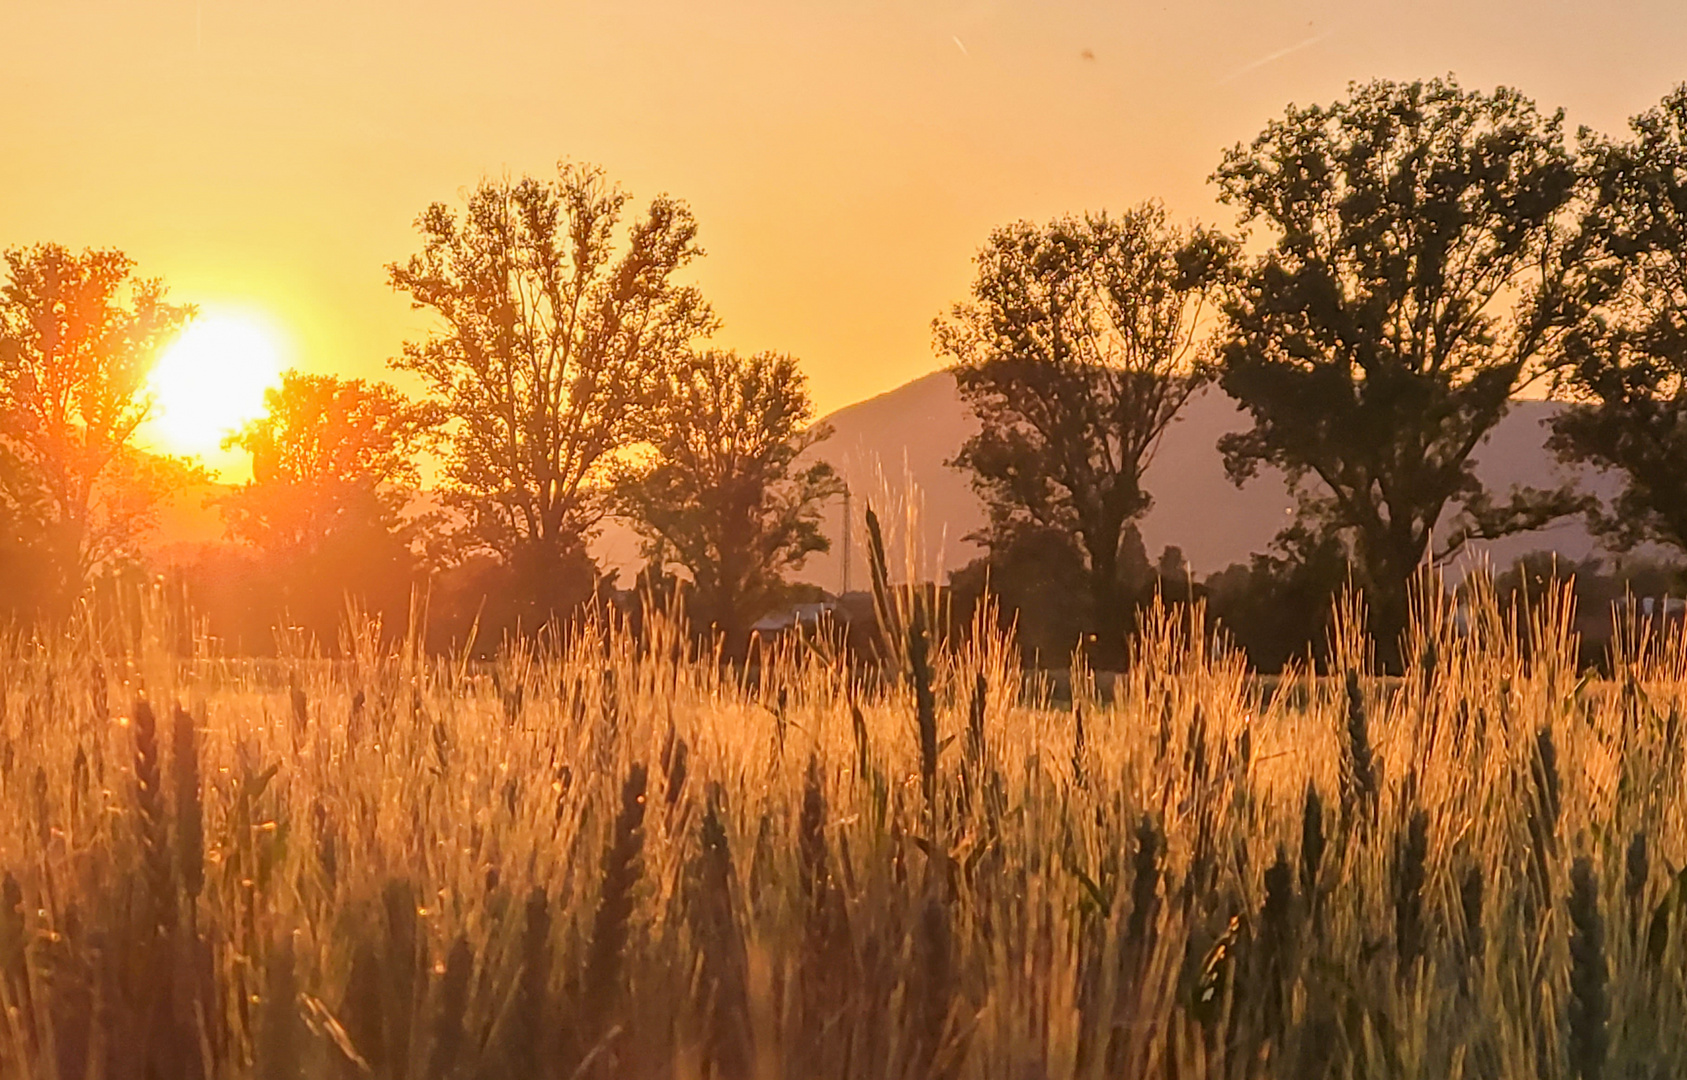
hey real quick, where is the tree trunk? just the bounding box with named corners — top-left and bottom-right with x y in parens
top-left (1359, 527), bottom-right (1426, 674)
top-left (1086, 531), bottom-right (1130, 671)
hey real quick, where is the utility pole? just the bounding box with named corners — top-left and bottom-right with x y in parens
top-left (841, 484), bottom-right (852, 598)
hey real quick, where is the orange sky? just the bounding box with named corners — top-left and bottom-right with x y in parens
top-left (6, 0), bottom-right (1687, 430)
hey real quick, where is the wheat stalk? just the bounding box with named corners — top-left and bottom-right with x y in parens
top-left (1342, 671), bottom-right (1377, 822)
top-left (383, 879), bottom-right (422, 1080)
top-left (690, 783), bottom-right (750, 1080)
top-left (131, 697), bottom-right (173, 932)
top-left (582, 761), bottom-right (647, 1049)
top-left (257, 935), bottom-right (301, 1080)
top-left (1395, 806), bottom-right (1428, 979)
top-left (1568, 856), bottom-right (1609, 1080)
top-left (426, 935), bottom-right (473, 1080)
top-left (172, 704), bottom-right (203, 904)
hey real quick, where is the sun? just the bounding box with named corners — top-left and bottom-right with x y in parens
top-left (144, 312), bottom-right (286, 467)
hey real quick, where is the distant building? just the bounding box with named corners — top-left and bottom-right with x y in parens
top-left (1616, 594), bottom-right (1686, 622)
top-left (750, 599), bottom-right (849, 634)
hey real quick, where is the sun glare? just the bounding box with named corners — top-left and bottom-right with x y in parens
top-left (145, 312), bottom-right (285, 469)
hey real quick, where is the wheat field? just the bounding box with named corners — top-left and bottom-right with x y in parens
top-left (0, 577), bottom-right (1680, 1080)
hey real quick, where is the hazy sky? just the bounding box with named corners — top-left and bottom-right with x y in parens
top-left (6, 0), bottom-right (1687, 419)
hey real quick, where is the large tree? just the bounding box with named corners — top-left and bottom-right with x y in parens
top-left (614, 349), bottom-right (842, 644)
top-left (1549, 87), bottom-right (1687, 554)
top-left (1214, 77), bottom-right (1591, 663)
top-left (389, 162), bottom-right (715, 625)
top-left (217, 371), bottom-right (439, 642)
top-left (935, 204), bottom-right (1230, 664)
top-left (0, 244), bottom-right (192, 616)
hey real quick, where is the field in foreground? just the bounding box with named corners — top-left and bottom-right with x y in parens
top-left (0, 588), bottom-right (1683, 1080)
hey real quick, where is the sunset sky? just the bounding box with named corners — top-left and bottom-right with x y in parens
top-left (7, 0), bottom-right (1687, 450)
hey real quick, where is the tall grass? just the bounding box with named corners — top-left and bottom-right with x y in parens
top-left (0, 577), bottom-right (1680, 1077)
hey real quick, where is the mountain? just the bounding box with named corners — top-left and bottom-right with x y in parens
top-left (769, 370), bottom-right (1633, 591)
top-left (156, 371), bottom-right (1636, 586)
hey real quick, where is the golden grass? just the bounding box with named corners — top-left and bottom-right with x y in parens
top-left (0, 577), bottom-right (1680, 1079)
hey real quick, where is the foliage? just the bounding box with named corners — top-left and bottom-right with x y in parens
top-left (1550, 86), bottom-right (1687, 554)
top-left (955, 517), bottom-right (1396, 676)
top-left (0, 244), bottom-right (192, 617)
top-left (213, 371), bottom-right (441, 648)
top-left (949, 523), bottom-right (1148, 663)
top-left (1486, 551), bottom-right (1684, 610)
top-left (1204, 522), bottom-right (1351, 671)
top-left (937, 203), bottom-right (1231, 665)
top-left (388, 162), bottom-right (714, 626)
top-left (1474, 550), bottom-right (1687, 669)
top-left (614, 349), bottom-right (842, 642)
top-left (221, 371), bottom-right (438, 552)
top-left (1215, 77), bottom-right (1592, 664)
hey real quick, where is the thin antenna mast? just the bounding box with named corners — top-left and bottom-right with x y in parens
top-left (841, 484), bottom-right (852, 598)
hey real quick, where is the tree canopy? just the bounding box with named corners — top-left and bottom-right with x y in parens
top-left (389, 162), bottom-right (715, 628)
top-left (1550, 86), bottom-right (1687, 555)
top-left (213, 372), bottom-right (439, 647)
top-left (1214, 77), bottom-right (1591, 662)
top-left (615, 349), bottom-right (841, 643)
top-left (0, 244), bottom-right (192, 616)
top-left (937, 204), bottom-right (1230, 663)
top-left (222, 371), bottom-right (438, 554)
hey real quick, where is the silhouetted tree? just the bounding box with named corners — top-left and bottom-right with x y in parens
top-left (1204, 523), bottom-right (1350, 673)
top-left (1472, 551), bottom-right (1684, 670)
top-left (950, 522), bottom-right (1150, 664)
top-left (1215, 77), bottom-right (1591, 666)
top-left (216, 371), bottom-right (439, 646)
top-left (618, 548), bottom-right (689, 640)
top-left (1156, 544), bottom-right (1190, 587)
top-left (0, 244), bottom-right (192, 618)
top-left (614, 349), bottom-right (841, 647)
top-left (389, 162), bottom-right (714, 631)
top-left (1551, 86), bottom-right (1687, 555)
top-left (937, 204), bottom-right (1231, 666)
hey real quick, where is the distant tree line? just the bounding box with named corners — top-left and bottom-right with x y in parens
top-left (946, 77), bottom-right (1687, 671)
top-left (0, 166), bottom-right (841, 655)
top-left (6, 79), bottom-right (1687, 669)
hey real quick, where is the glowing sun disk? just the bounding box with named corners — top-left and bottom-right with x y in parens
top-left (147, 314), bottom-right (285, 457)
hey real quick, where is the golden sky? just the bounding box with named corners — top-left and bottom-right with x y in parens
top-left (6, 0), bottom-right (1687, 427)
